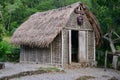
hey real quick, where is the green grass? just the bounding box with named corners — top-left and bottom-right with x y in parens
top-left (76, 76), bottom-right (95, 80)
top-left (38, 67), bottom-right (60, 72)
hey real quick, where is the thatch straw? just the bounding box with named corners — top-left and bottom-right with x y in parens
top-left (10, 2), bottom-right (102, 47)
top-left (81, 3), bottom-right (102, 46)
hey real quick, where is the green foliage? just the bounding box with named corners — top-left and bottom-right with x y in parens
top-left (0, 41), bottom-right (12, 55)
top-left (91, 0), bottom-right (120, 67)
top-left (91, 0), bottom-right (120, 34)
top-left (76, 76), bottom-right (95, 80)
top-left (38, 67), bottom-right (60, 72)
top-left (0, 24), bottom-right (4, 41)
top-left (96, 50), bottom-right (105, 67)
top-left (0, 41), bottom-right (20, 62)
top-left (7, 47), bottom-right (20, 62)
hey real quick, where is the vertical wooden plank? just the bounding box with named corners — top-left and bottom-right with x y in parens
top-left (86, 31), bottom-right (88, 62)
top-left (93, 32), bottom-right (96, 61)
top-left (79, 31), bottom-right (87, 62)
top-left (36, 48), bottom-right (38, 63)
top-left (20, 46), bottom-right (24, 63)
top-left (69, 30), bottom-right (72, 64)
top-left (24, 46), bottom-right (26, 63)
top-left (104, 50), bottom-right (108, 71)
top-left (50, 44), bottom-right (53, 64)
top-left (61, 30), bottom-right (64, 67)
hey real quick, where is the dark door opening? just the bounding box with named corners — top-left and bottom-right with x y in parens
top-left (71, 30), bottom-right (78, 62)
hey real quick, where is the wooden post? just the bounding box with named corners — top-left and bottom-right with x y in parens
top-left (104, 32), bottom-right (118, 69)
top-left (109, 34), bottom-right (117, 69)
top-left (61, 30), bottom-right (64, 67)
top-left (50, 44), bottom-right (52, 64)
top-left (93, 32), bottom-right (96, 61)
top-left (86, 31), bottom-right (88, 62)
top-left (112, 56), bottom-right (118, 70)
top-left (104, 50), bottom-right (108, 71)
top-left (36, 49), bottom-right (38, 64)
top-left (69, 30), bottom-right (72, 64)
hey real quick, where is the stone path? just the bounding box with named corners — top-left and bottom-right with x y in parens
top-left (0, 62), bottom-right (120, 80)
top-left (11, 68), bottom-right (120, 80)
top-left (0, 62), bottom-right (53, 79)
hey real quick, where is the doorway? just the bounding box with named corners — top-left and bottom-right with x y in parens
top-left (71, 30), bottom-right (78, 62)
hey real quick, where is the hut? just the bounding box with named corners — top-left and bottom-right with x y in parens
top-left (10, 2), bottom-right (102, 66)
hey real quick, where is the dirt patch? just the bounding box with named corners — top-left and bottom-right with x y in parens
top-left (76, 75), bottom-right (95, 80)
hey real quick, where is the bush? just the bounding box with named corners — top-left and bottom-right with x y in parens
top-left (7, 47), bottom-right (20, 62)
top-left (0, 41), bottom-right (20, 62)
top-left (0, 41), bottom-right (12, 57)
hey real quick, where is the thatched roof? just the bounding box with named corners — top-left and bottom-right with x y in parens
top-left (10, 2), bottom-right (102, 47)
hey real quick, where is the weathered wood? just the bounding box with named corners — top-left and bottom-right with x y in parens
top-left (62, 29), bottom-right (69, 64)
top-left (61, 30), bottom-right (64, 67)
top-left (50, 44), bottom-right (52, 64)
top-left (112, 56), bottom-right (118, 70)
top-left (86, 31), bottom-right (88, 61)
top-left (64, 27), bottom-right (92, 31)
top-left (68, 30), bottom-right (72, 64)
top-left (93, 32), bottom-right (96, 61)
top-left (79, 31), bottom-right (87, 62)
top-left (104, 50), bottom-right (108, 71)
top-left (118, 62), bottom-right (120, 70)
top-left (103, 31), bottom-right (119, 69)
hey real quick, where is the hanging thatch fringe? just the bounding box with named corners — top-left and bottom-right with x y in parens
top-left (81, 3), bottom-right (102, 46)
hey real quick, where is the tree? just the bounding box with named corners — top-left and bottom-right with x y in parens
top-left (91, 0), bottom-right (120, 68)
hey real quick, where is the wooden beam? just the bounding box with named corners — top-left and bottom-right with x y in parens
top-left (68, 30), bottom-right (72, 64)
top-left (93, 32), bottom-right (96, 61)
top-left (36, 49), bottom-right (38, 64)
top-left (86, 31), bottom-right (88, 62)
top-left (64, 27), bottom-right (93, 31)
top-left (61, 30), bottom-right (64, 67)
top-left (104, 50), bottom-right (108, 71)
top-left (50, 44), bottom-right (52, 64)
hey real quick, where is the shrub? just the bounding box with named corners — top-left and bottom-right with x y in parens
top-left (0, 41), bottom-right (12, 57)
top-left (0, 41), bottom-right (20, 62)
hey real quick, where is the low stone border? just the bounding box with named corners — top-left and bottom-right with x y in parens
top-left (0, 67), bottom-right (63, 80)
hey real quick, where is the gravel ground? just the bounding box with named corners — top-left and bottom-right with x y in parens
top-left (11, 68), bottom-right (120, 80)
top-left (0, 62), bottom-right (120, 80)
top-left (0, 62), bottom-right (53, 78)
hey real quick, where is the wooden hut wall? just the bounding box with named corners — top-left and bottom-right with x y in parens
top-left (88, 31), bottom-right (95, 62)
top-left (65, 12), bottom-right (95, 63)
top-left (20, 46), bottom-right (51, 64)
top-left (66, 12), bottom-right (93, 30)
top-left (62, 29), bottom-right (69, 64)
top-left (20, 33), bottom-right (64, 65)
top-left (51, 33), bottom-right (62, 65)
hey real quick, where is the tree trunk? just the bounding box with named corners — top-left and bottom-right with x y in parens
top-left (109, 38), bottom-right (118, 69)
